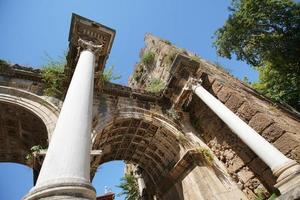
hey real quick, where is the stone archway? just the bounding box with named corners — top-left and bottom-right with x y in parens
top-left (0, 86), bottom-right (59, 140)
top-left (90, 98), bottom-right (246, 200)
top-left (0, 86), bottom-right (59, 183)
top-left (93, 116), bottom-right (184, 180)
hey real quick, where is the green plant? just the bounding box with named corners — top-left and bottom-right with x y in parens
top-left (132, 64), bottom-right (144, 82)
top-left (242, 76), bottom-right (251, 85)
top-left (162, 39), bottom-right (172, 45)
top-left (0, 59), bottom-right (9, 65)
top-left (25, 145), bottom-right (47, 162)
top-left (142, 51), bottom-right (155, 65)
top-left (252, 62), bottom-right (299, 111)
top-left (146, 79), bottom-right (165, 93)
top-left (164, 52), bottom-right (177, 66)
top-left (214, 0), bottom-right (300, 111)
top-left (190, 55), bottom-right (201, 62)
top-left (100, 65), bottom-right (121, 83)
top-left (255, 188), bottom-right (277, 200)
top-left (268, 193), bottom-right (277, 200)
top-left (196, 147), bottom-right (214, 166)
top-left (181, 49), bottom-right (188, 55)
top-left (41, 54), bottom-right (66, 98)
top-left (117, 173), bottom-right (141, 200)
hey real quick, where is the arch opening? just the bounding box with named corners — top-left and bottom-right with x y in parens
top-left (0, 102), bottom-right (48, 166)
top-left (91, 111), bottom-right (192, 198)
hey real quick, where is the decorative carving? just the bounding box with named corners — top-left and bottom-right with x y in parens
top-left (77, 38), bottom-right (103, 55)
top-left (184, 77), bottom-right (202, 91)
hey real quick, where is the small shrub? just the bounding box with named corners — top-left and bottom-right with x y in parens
top-left (25, 145), bottom-right (47, 165)
top-left (41, 54), bottom-right (66, 98)
top-left (100, 65), bottom-right (121, 84)
top-left (132, 64), bottom-right (144, 82)
top-left (196, 147), bottom-right (214, 166)
top-left (117, 173), bottom-right (141, 200)
top-left (162, 39), bottom-right (172, 45)
top-left (0, 59), bottom-right (9, 65)
top-left (181, 49), bottom-right (188, 55)
top-left (42, 65), bottom-right (65, 98)
top-left (146, 79), bottom-right (165, 93)
top-left (190, 55), bottom-right (201, 62)
top-left (242, 76), bottom-right (251, 85)
top-left (142, 51), bottom-right (155, 65)
top-left (164, 52), bottom-right (177, 66)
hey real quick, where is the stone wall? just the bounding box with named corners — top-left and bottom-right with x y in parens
top-left (129, 34), bottom-right (300, 199)
top-left (188, 71), bottom-right (300, 198)
top-left (129, 33), bottom-right (196, 91)
top-left (0, 62), bottom-right (43, 95)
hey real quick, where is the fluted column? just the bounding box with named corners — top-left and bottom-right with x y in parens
top-left (24, 39), bottom-right (102, 200)
top-left (186, 78), bottom-right (300, 195)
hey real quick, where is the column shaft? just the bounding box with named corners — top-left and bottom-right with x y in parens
top-left (191, 84), bottom-right (292, 171)
top-left (28, 49), bottom-right (96, 199)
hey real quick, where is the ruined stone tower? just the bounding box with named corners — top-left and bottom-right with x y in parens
top-left (0, 14), bottom-right (300, 200)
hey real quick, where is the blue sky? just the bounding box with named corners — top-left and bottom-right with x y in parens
top-left (0, 0), bottom-right (259, 199)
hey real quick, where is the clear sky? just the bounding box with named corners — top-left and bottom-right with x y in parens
top-left (0, 0), bottom-right (259, 199)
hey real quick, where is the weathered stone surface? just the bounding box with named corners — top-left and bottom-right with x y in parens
top-left (211, 80), bottom-right (223, 95)
top-left (248, 113), bottom-right (274, 133)
top-left (262, 169), bottom-right (276, 187)
top-left (216, 86), bottom-right (232, 103)
top-left (242, 188), bottom-right (257, 200)
top-left (273, 132), bottom-right (300, 155)
top-left (237, 167), bottom-right (255, 184)
top-left (248, 157), bottom-right (269, 176)
top-left (237, 102), bottom-right (259, 122)
top-left (225, 94), bottom-right (245, 113)
top-left (237, 145), bottom-right (256, 164)
top-left (227, 155), bottom-right (245, 173)
top-left (291, 146), bottom-right (300, 162)
top-left (261, 123), bottom-right (285, 142)
top-left (244, 178), bottom-right (260, 190)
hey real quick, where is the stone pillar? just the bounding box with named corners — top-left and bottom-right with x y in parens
top-left (135, 167), bottom-right (147, 200)
top-left (187, 78), bottom-right (300, 197)
top-left (24, 39), bottom-right (102, 200)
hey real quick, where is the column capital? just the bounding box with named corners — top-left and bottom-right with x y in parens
top-left (78, 38), bottom-right (103, 55)
top-left (185, 77), bottom-right (202, 91)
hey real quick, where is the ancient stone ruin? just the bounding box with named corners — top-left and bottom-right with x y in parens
top-left (0, 14), bottom-right (300, 200)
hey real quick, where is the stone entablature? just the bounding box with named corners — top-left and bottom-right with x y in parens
top-left (64, 14), bottom-right (116, 93)
top-left (0, 62), bottom-right (43, 94)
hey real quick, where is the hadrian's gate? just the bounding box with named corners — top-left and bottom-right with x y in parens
top-left (1, 14), bottom-right (300, 200)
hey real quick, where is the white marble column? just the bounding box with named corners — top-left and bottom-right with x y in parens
top-left (187, 78), bottom-right (300, 194)
top-left (135, 167), bottom-right (147, 199)
top-left (137, 175), bottom-right (146, 197)
top-left (24, 39), bottom-right (102, 200)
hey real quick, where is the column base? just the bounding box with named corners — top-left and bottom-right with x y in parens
top-left (273, 160), bottom-right (300, 199)
top-left (23, 181), bottom-right (96, 200)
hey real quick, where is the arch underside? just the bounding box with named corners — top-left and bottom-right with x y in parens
top-left (0, 102), bottom-right (48, 165)
top-left (92, 116), bottom-right (185, 190)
